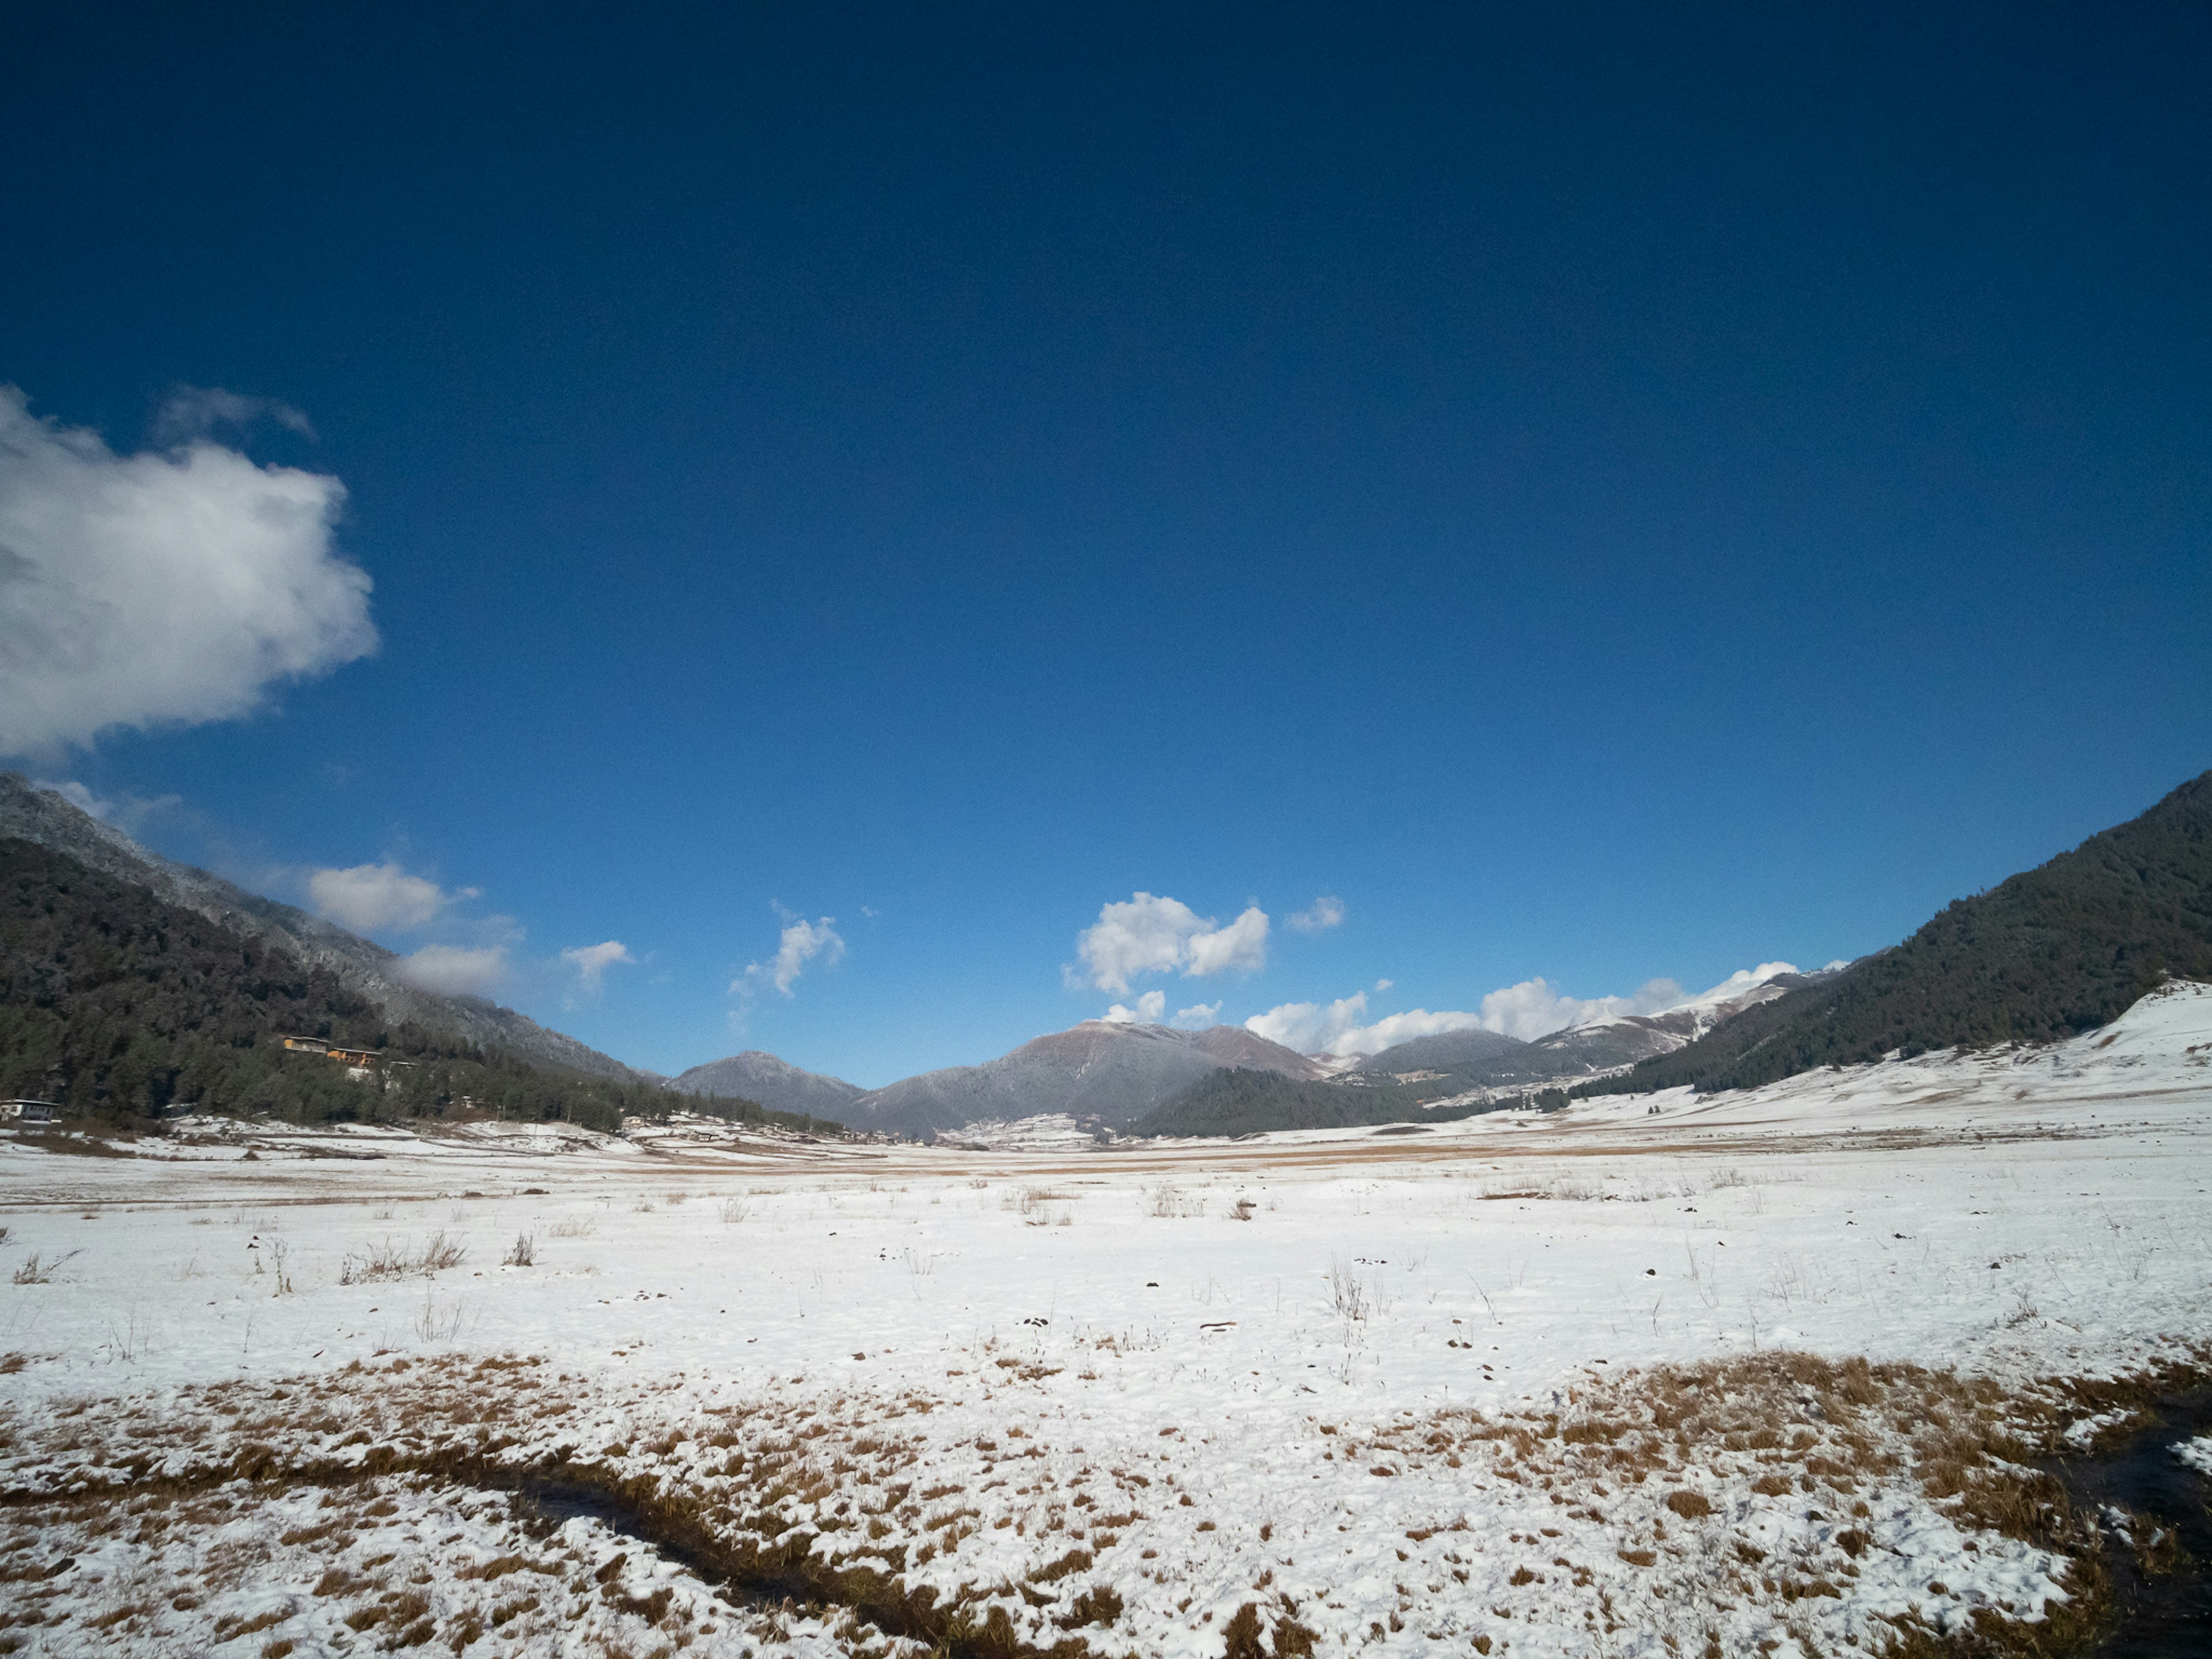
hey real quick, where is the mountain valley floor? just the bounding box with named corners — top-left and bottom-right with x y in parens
top-left (3, 986), bottom-right (2210, 1658)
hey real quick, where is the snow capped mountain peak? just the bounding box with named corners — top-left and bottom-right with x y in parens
top-left (1661, 961), bottom-right (1805, 1017)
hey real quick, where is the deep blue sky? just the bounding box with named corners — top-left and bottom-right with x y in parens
top-left (4, 3), bottom-right (2207, 1084)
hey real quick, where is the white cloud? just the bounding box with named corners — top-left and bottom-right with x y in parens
top-left (560, 940), bottom-right (635, 992)
top-left (1289, 895), bottom-right (1344, 933)
top-left (1374, 978), bottom-right (1394, 992)
top-left (1248, 975), bottom-right (1691, 1056)
top-left (734, 914), bottom-right (844, 998)
top-left (1184, 905), bottom-right (1268, 976)
top-left (1171, 1000), bottom-right (1221, 1029)
top-left (1471, 975), bottom-right (1684, 1040)
top-left (395, 943), bottom-right (507, 998)
top-left (0, 387), bottom-right (375, 757)
top-left (307, 861), bottom-right (472, 933)
top-left (1244, 993), bottom-right (1372, 1054)
top-left (1074, 892), bottom-right (1270, 993)
top-left (149, 385), bottom-right (316, 446)
top-left (1101, 990), bottom-right (1168, 1024)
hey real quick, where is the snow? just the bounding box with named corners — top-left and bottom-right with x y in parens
top-left (2177, 1437), bottom-right (2212, 1476)
top-left (2, 982), bottom-right (2209, 1656)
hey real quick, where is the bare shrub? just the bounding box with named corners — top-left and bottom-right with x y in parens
top-left (718, 1196), bottom-right (751, 1224)
top-left (1328, 1257), bottom-right (1370, 1321)
top-left (342, 1233), bottom-right (466, 1282)
top-left (414, 1291), bottom-right (467, 1343)
top-left (1146, 1184), bottom-right (1202, 1218)
top-left (13, 1249), bottom-right (80, 1284)
top-left (502, 1233), bottom-right (536, 1267)
top-left (547, 1215), bottom-right (594, 1238)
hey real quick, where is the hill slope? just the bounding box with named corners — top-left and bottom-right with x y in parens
top-left (0, 836), bottom-right (829, 1131)
top-left (848, 1021), bottom-right (1323, 1137)
top-left (666, 1051), bottom-right (866, 1118)
top-left (0, 774), bottom-right (634, 1081)
top-left (1588, 770), bottom-right (2212, 1096)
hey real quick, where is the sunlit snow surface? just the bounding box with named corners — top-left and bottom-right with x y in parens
top-left (2, 983), bottom-right (2209, 1657)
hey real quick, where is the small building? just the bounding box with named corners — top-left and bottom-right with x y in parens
top-left (1, 1100), bottom-right (61, 1124)
top-left (279, 1036), bottom-right (389, 1081)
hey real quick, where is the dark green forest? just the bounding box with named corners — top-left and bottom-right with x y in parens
top-left (0, 838), bottom-right (844, 1137)
top-left (1134, 1066), bottom-right (1553, 1138)
top-left (1581, 768), bottom-right (2212, 1097)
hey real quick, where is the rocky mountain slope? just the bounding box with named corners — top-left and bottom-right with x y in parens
top-left (0, 774), bottom-right (638, 1082)
top-left (665, 1050), bottom-right (866, 1118)
top-left (845, 1020), bottom-right (1322, 1137)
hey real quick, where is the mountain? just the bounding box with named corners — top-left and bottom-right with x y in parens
top-left (1349, 964), bottom-right (1832, 1084)
top-left (665, 1051), bottom-right (866, 1118)
top-left (1141, 964), bottom-right (1835, 1138)
top-left (1134, 1068), bottom-right (1434, 1138)
top-left (845, 1020), bottom-right (1324, 1137)
top-left (0, 834), bottom-right (784, 1131)
top-left (1349, 1027), bottom-right (1537, 1084)
top-left (1586, 769), bottom-right (2212, 1097)
top-left (1521, 963), bottom-right (1839, 1076)
top-left (0, 774), bottom-right (635, 1081)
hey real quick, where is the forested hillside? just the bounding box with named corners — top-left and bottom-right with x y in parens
top-left (1132, 1067), bottom-right (1551, 1138)
top-left (1584, 768), bottom-right (2212, 1096)
top-left (0, 838), bottom-right (842, 1135)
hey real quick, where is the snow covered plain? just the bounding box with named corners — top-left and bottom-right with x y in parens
top-left (2, 984), bottom-right (2209, 1658)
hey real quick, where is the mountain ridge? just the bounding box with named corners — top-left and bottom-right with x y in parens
top-left (1583, 768), bottom-right (2212, 1097)
top-left (0, 774), bottom-right (641, 1082)
top-left (665, 1050), bottom-right (866, 1119)
top-left (841, 1019), bottom-right (1323, 1137)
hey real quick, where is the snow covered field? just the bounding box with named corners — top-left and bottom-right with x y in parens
top-left (3, 984), bottom-right (2210, 1658)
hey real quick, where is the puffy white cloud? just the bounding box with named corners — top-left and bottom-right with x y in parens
top-left (1074, 892), bottom-right (1270, 993)
top-left (0, 386), bottom-right (376, 756)
top-left (560, 940), bottom-right (635, 991)
top-left (1248, 975), bottom-right (1691, 1056)
top-left (1289, 895), bottom-right (1344, 933)
top-left (1184, 905), bottom-right (1268, 976)
top-left (735, 914), bottom-right (844, 998)
top-left (1244, 993), bottom-right (1372, 1054)
top-left (1171, 1000), bottom-right (1221, 1029)
top-left (1472, 975), bottom-right (1684, 1040)
top-left (307, 861), bottom-right (471, 933)
top-left (1374, 978), bottom-right (1395, 992)
top-left (1101, 990), bottom-right (1168, 1024)
top-left (395, 943), bottom-right (508, 998)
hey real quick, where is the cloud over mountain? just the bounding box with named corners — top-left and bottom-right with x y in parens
top-left (0, 385), bottom-right (376, 756)
top-left (1247, 974), bottom-right (1690, 1056)
top-left (1074, 892), bottom-right (1270, 993)
top-left (395, 942), bottom-right (509, 997)
top-left (306, 861), bottom-right (471, 933)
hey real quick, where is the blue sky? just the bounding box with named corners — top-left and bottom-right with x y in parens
top-left (3, 5), bottom-right (2207, 1085)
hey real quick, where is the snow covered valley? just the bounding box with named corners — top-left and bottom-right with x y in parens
top-left (2, 984), bottom-right (2210, 1658)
